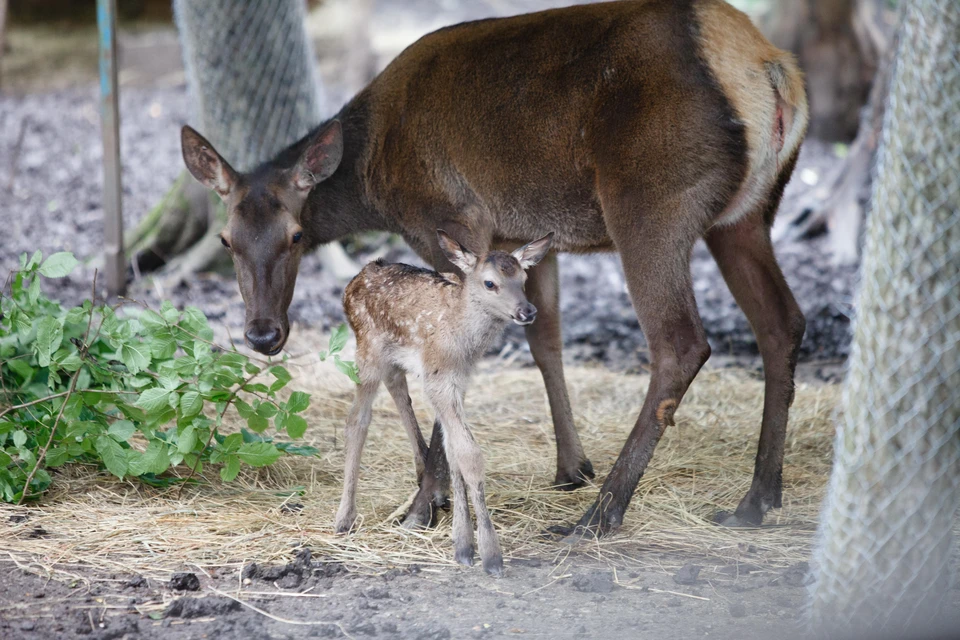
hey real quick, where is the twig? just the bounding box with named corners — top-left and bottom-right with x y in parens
top-left (208, 587), bottom-right (352, 638)
top-left (0, 389), bottom-right (137, 421)
top-left (647, 588), bottom-right (710, 601)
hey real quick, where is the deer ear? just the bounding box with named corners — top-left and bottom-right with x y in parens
top-left (436, 230), bottom-right (478, 273)
top-left (293, 120), bottom-right (344, 191)
top-left (512, 232), bottom-right (554, 269)
top-left (181, 126), bottom-right (238, 198)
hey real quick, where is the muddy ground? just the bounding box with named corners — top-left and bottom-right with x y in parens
top-left (0, 548), bottom-right (841, 640)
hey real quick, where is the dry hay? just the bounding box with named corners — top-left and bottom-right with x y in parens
top-left (0, 339), bottom-right (840, 583)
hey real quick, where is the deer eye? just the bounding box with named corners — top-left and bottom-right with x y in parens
top-left (484, 280), bottom-right (496, 290)
top-left (292, 231), bottom-right (303, 244)
top-left (220, 236), bottom-right (230, 249)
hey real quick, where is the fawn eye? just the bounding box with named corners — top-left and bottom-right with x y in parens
top-left (484, 280), bottom-right (496, 290)
top-left (292, 231), bottom-right (303, 244)
top-left (220, 236), bottom-right (230, 249)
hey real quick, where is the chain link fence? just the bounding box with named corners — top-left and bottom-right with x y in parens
top-left (806, 0), bottom-right (960, 636)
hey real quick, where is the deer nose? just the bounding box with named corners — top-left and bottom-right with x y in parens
top-left (514, 303), bottom-right (538, 325)
top-left (245, 320), bottom-right (282, 355)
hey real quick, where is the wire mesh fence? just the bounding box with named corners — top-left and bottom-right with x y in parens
top-left (806, 0), bottom-right (960, 636)
top-left (174, 0), bottom-right (324, 172)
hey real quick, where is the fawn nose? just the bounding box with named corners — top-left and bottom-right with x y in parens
top-left (245, 320), bottom-right (283, 355)
top-left (514, 303), bottom-right (538, 325)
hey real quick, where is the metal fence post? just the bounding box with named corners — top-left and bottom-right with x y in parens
top-left (98, 0), bottom-right (125, 297)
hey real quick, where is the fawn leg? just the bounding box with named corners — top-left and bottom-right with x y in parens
top-left (448, 454), bottom-right (475, 566)
top-left (383, 366), bottom-right (429, 481)
top-left (335, 380), bottom-right (380, 533)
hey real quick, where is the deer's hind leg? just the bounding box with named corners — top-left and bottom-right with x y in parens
top-left (384, 366), bottom-right (429, 482)
top-left (335, 378), bottom-right (381, 533)
top-left (705, 176), bottom-right (805, 526)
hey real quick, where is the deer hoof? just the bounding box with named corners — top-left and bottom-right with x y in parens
top-left (713, 508), bottom-right (763, 528)
top-left (455, 545), bottom-right (475, 567)
top-left (482, 554), bottom-right (504, 577)
top-left (553, 459), bottom-right (595, 491)
top-left (558, 501), bottom-right (621, 544)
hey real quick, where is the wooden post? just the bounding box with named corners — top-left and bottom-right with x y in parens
top-left (97, 0), bottom-right (125, 297)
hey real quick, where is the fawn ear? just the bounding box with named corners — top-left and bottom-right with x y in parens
top-left (512, 232), bottom-right (554, 269)
top-left (181, 126), bottom-right (239, 198)
top-left (293, 120), bottom-right (344, 191)
top-left (436, 230), bottom-right (478, 273)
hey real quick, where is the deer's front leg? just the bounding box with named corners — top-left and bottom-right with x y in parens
top-left (523, 254), bottom-right (594, 489)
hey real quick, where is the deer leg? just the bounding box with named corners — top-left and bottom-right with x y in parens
top-left (429, 382), bottom-right (503, 576)
top-left (448, 454), bottom-right (475, 567)
top-left (384, 366), bottom-right (429, 481)
top-left (524, 253), bottom-right (594, 489)
top-left (400, 420), bottom-right (451, 529)
top-left (706, 212), bottom-right (805, 526)
top-left (335, 380), bottom-right (380, 533)
top-left (565, 196), bottom-right (711, 538)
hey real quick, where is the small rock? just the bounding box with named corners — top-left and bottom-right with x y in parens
top-left (277, 573), bottom-right (302, 589)
top-left (125, 575), bottom-right (146, 589)
top-left (349, 621), bottom-right (377, 636)
top-left (169, 572), bottom-right (200, 591)
top-left (673, 564), bottom-right (701, 585)
top-left (20, 621), bottom-right (36, 631)
top-left (364, 586), bottom-right (390, 599)
top-left (729, 602), bottom-right (747, 618)
top-left (165, 596), bottom-right (241, 619)
top-left (241, 563), bottom-right (259, 581)
top-left (380, 621), bottom-right (398, 634)
top-left (280, 502), bottom-right (305, 514)
top-left (571, 572), bottom-right (615, 593)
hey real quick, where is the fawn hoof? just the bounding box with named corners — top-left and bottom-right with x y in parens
top-left (714, 491), bottom-right (776, 528)
top-left (334, 514), bottom-right (356, 534)
top-left (553, 459), bottom-right (595, 491)
top-left (559, 501), bottom-right (621, 544)
top-left (482, 554), bottom-right (504, 577)
top-left (455, 545), bottom-right (475, 567)
top-left (401, 491), bottom-right (448, 530)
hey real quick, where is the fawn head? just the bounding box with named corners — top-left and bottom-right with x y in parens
top-left (180, 121), bottom-right (343, 355)
top-left (436, 231), bottom-right (554, 326)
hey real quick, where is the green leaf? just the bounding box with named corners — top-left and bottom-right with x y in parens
top-left (286, 391), bottom-right (310, 414)
top-left (26, 250), bottom-right (42, 270)
top-left (222, 433), bottom-right (243, 453)
top-left (13, 431), bottom-right (27, 448)
top-left (36, 316), bottom-right (64, 367)
top-left (38, 252), bottom-right (79, 278)
top-left (284, 414), bottom-right (308, 439)
top-left (120, 342), bottom-right (151, 375)
top-left (269, 366), bottom-right (292, 392)
top-left (139, 309), bottom-right (167, 332)
top-left (236, 442), bottom-right (282, 467)
top-left (178, 424), bottom-right (198, 454)
top-left (275, 442), bottom-right (320, 457)
top-left (136, 388), bottom-right (171, 414)
top-left (220, 455), bottom-right (241, 482)
top-left (64, 306), bottom-right (87, 325)
top-left (129, 441), bottom-right (170, 476)
top-left (160, 300), bottom-right (179, 323)
top-left (107, 420), bottom-right (136, 442)
top-left (234, 399), bottom-right (255, 419)
top-left (246, 414), bottom-right (269, 433)
top-left (244, 362), bottom-right (261, 375)
top-left (45, 447), bottom-right (70, 467)
top-left (180, 391), bottom-right (203, 418)
top-left (256, 402), bottom-right (278, 419)
top-left (96, 435), bottom-right (128, 478)
top-left (334, 356), bottom-right (361, 385)
top-left (328, 323), bottom-right (350, 356)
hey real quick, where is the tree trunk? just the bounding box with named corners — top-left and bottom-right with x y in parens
top-left (132, 0), bottom-right (359, 283)
top-left (764, 0), bottom-right (883, 142)
top-left (807, 1), bottom-right (960, 635)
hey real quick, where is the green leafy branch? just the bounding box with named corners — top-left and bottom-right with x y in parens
top-left (318, 323), bottom-right (360, 384)
top-left (0, 252), bottom-right (321, 503)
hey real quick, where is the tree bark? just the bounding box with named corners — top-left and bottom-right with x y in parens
top-left (807, 1), bottom-right (960, 635)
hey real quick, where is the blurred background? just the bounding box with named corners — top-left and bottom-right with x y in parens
top-left (0, 0), bottom-right (899, 375)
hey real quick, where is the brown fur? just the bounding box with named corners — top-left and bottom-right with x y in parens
top-left (181, 0), bottom-right (808, 536)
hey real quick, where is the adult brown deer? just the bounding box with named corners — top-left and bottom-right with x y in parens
top-left (181, 0), bottom-right (808, 536)
top-left (335, 232), bottom-right (554, 574)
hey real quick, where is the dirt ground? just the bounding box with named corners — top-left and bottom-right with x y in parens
top-left (0, 2), bottom-right (907, 639)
